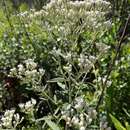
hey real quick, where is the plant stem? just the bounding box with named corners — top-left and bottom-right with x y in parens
top-left (96, 14), bottom-right (130, 111)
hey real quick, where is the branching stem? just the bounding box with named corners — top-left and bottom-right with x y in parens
top-left (96, 15), bottom-right (130, 110)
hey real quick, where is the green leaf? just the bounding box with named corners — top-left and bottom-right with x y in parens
top-left (57, 82), bottom-right (66, 90)
top-left (19, 3), bottom-right (29, 12)
top-left (47, 78), bottom-right (65, 83)
top-left (125, 122), bottom-right (130, 130)
top-left (123, 108), bottom-right (130, 118)
top-left (44, 119), bottom-right (60, 130)
top-left (110, 114), bottom-right (126, 130)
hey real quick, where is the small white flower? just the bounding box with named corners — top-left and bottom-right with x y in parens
top-left (14, 113), bottom-right (20, 121)
top-left (25, 59), bottom-right (37, 70)
top-left (4, 109), bottom-right (15, 117)
top-left (72, 116), bottom-right (79, 125)
top-left (18, 64), bottom-right (24, 71)
top-left (63, 64), bottom-right (72, 72)
top-left (66, 104), bottom-right (71, 110)
top-left (31, 98), bottom-right (36, 105)
top-left (66, 117), bottom-right (71, 122)
top-left (104, 20), bottom-right (112, 29)
top-left (89, 55), bottom-right (96, 63)
top-left (65, 53), bottom-right (71, 61)
top-left (106, 127), bottom-right (111, 130)
top-left (79, 120), bottom-right (84, 127)
top-left (12, 37), bottom-right (16, 42)
top-left (70, 108), bottom-right (74, 113)
top-left (62, 115), bottom-right (67, 120)
top-left (25, 101), bottom-right (33, 111)
top-left (95, 43), bottom-right (110, 53)
top-left (80, 126), bottom-right (85, 130)
top-left (39, 68), bottom-right (45, 75)
top-left (88, 118), bottom-right (92, 124)
top-left (80, 114), bottom-right (84, 121)
top-left (57, 38), bottom-right (61, 41)
top-left (106, 80), bottom-right (112, 87)
top-left (66, 121), bottom-right (71, 126)
top-left (1, 109), bottom-right (15, 128)
top-left (74, 97), bottom-right (85, 110)
top-left (10, 68), bottom-right (17, 76)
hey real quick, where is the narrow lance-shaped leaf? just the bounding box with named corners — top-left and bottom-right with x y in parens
top-left (44, 119), bottom-right (60, 130)
top-left (110, 114), bottom-right (126, 130)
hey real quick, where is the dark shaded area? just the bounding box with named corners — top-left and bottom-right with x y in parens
top-left (11, 0), bottom-right (49, 9)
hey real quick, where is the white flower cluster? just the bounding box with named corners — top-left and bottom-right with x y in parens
top-left (64, 52), bottom-right (72, 61)
top-left (61, 97), bottom-right (97, 129)
top-left (0, 109), bottom-right (24, 129)
top-left (74, 96), bottom-right (86, 111)
top-left (23, 0), bottom-right (111, 35)
top-left (95, 43), bottom-right (110, 54)
top-left (25, 59), bottom-right (37, 70)
top-left (63, 63), bottom-right (72, 72)
top-left (96, 76), bottom-right (112, 87)
top-left (78, 54), bottom-right (96, 72)
top-left (19, 98), bottom-right (36, 114)
top-left (9, 59), bottom-right (45, 90)
top-left (62, 113), bottom-right (87, 130)
top-left (18, 11), bottom-right (28, 17)
top-left (1, 109), bottom-right (15, 128)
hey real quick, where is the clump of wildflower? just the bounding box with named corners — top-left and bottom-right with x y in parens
top-left (19, 98), bottom-right (36, 114)
top-left (95, 43), bottom-right (110, 53)
top-left (0, 109), bottom-right (24, 129)
top-left (9, 59), bottom-right (45, 90)
top-left (74, 96), bottom-right (85, 111)
top-left (96, 76), bottom-right (112, 87)
top-left (10, 68), bottom-right (17, 76)
top-left (1, 109), bottom-right (15, 128)
top-left (23, 0), bottom-right (111, 36)
top-left (25, 59), bottom-right (37, 70)
top-left (78, 54), bottom-right (96, 72)
top-left (61, 97), bottom-right (97, 129)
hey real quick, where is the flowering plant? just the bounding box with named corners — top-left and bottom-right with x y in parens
top-left (1, 0), bottom-right (128, 130)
